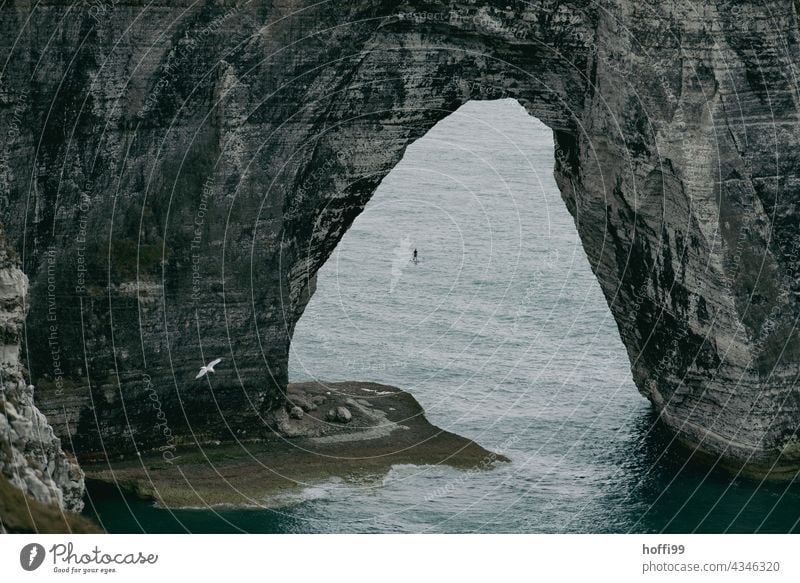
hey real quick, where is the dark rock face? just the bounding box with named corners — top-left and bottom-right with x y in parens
top-left (2, 1), bottom-right (800, 473)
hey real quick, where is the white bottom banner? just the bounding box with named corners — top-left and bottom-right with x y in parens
top-left (0, 535), bottom-right (795, 582)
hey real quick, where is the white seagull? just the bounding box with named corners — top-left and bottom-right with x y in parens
top-left (195, 358), bottom-right (223, 379)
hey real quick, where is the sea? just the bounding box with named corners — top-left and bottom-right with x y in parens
top-left (85, 99), bottom-right (800, 533)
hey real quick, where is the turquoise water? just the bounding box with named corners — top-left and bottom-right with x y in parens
top-left (85, 100), bottom-right (800, 533)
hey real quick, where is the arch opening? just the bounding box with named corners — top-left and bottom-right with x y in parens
top-left (289, 98), bottom-right (641, 455)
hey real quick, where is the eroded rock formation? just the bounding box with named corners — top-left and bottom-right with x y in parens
top-left (0, 226), bottom-right (85, 516)
top-left (1, 0), bottom-right (800, 475)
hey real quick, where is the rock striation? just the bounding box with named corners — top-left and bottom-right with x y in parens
top-left (0, 226), bottom-right (85, 516)
top-left (1, 1), bottom-right (800, 476)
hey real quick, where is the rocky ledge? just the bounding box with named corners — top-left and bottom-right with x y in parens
top-left (82, 382), bottom-right (507, 508)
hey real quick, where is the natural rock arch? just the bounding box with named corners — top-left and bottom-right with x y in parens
top-left (2, 1), bottom-right (800, 475)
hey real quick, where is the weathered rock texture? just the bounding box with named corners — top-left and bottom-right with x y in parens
top-left (1, 1), bottom-right (800, 475)
top-left (0, 227), bottom-right (85, 515)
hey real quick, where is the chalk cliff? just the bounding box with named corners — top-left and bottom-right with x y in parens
top-left (1, 0), bottom-right (800, 476)
top-left (0, 226), bottom-right (85, 521)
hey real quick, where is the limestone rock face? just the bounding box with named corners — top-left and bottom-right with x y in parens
top-left (2, 1), bottom-right (800, 474)
top-left (0, 229), bottom-right (85, 512)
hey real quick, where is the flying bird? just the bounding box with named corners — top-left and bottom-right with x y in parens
top-left (195, 358), bottom-right (223, 379)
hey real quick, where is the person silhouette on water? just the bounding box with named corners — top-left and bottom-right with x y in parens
top-left (412, 248), bottom-right (418, 263)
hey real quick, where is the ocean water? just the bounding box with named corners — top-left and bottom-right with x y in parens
top-left (86, 99), bottom-right (800, 533)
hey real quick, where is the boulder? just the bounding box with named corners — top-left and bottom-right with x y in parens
top-left (325, 407), bottom-right (351, 423)
top-left (287, 392), bottom-right (316, 412)
top-left (335, 406), bottom-right (352, 424)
